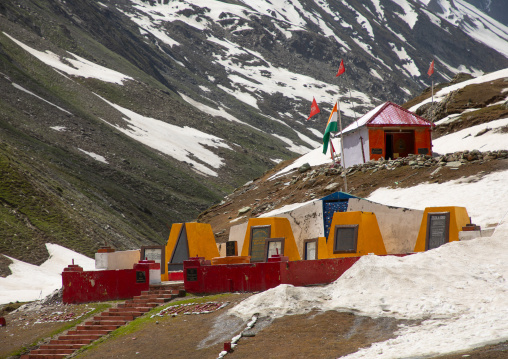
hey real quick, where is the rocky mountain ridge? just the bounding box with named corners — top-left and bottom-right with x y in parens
top-left (0, 0), bottom-right (507, 264)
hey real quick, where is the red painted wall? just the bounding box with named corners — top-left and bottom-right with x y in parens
top-left (184, 258), bottom-right (282, 293)
top-left (368, 129), bottom-right (385, 160)
top-left (62, 264), bottom-right (150, 304)
top-left (184, 255), bottom-right (410, 294)
top-left (415, 128), bottom-right (432, 156)
top-left (280, 257), bottom-right (362, 286)
top-left (184, 257), bottom-right (363, 294)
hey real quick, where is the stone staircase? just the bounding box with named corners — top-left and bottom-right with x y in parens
top-left (21, 283), bottom-right (185, 359)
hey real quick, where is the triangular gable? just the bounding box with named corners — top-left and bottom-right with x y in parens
top-left (367, 102), bottom-right (433, 128)
top-left (341, 102), bottom-right (386, 135)
top-left (170, 225), bottom-right (189, 264)
top-left (341, 102), bottom-right (432, 135)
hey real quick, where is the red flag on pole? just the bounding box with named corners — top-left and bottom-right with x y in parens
top-left (307, 97), bottom-right (320, 120)
top-left (427, 60), bottom-right (434, 77)
top-left (336, 59), bottom-right (345, 77)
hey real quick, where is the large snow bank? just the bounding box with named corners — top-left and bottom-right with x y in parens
top-left (0, 244), bottom-right (95, 305)
top-left (366, 169), bottom-right (508, 228)
top-left (229, 217), bottom-right (508, 358)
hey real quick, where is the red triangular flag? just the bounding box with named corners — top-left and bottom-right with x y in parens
top-left (307, 97), bottom-right (320, 120)
top-left (427, 60), bottom-right (434, 77)
top-left (336, 59), bottom-right (345, 77)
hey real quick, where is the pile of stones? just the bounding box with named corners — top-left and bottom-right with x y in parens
top-left (295, 149), bottom-right (507, 179)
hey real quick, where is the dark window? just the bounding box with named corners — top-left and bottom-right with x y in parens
top-left (333, 225), bottom-right (359, 253)
top-left (186, 268), bottom-right (198, 282)
top-left (136, 271), bottom-right (146, 283)
top-left (226, 241), bottom-right (238, 256)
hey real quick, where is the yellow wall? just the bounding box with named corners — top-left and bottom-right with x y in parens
top-left (240, 217), bottom-right (301, 261)
top-left (414, 207), bottom-right (470, 252)
top-left (317, 236), bottom-right (329, 259)
top-left (326, 211), bottom-right (387, 258)
top-left (186, 222), bottom-right (220, 259)
top-left (161, 222), bottom-right (219, 281)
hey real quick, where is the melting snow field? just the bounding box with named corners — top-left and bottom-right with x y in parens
top-left (4, 33), bottom-right (133, 85)
top-left (0, 244), bottom-right (95, 305)
top-left (230, 219), bottom-right (508, 358)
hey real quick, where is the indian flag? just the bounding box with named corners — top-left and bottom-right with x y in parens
top-left (322, 102), bottom-right (338, 154)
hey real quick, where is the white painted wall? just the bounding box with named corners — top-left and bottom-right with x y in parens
top-left (95, 250), bottom-right (141, 270)
top-left (229, 222), bottom-right (249, 254)
top-left (217, 243), bottom-right (227, 257)
top-left (149, 269), bottom-right (161, 284)
top-left (347, 198), bottom-right (423, 254)
top-left (260, 200), bottom-right (324, 258)
top-left (342, 127), bottom-right (369, 168)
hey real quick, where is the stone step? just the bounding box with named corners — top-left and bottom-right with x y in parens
top-left (21, 287), bottom-right (177, 359)
top-left (110, 307), bottom-right (151, 313)
top-left (49, 338), bottom-right (94, 345)
top-left (132, 298), bottom-right (165, 304)
top-left (77, 324), bottom-right (120, 331)
top-left (117, 302), bottom-right (156, 309)
top-left (21, 354), bottom-right (68, 359)
top-left (57, 334), bottom-right (103, 341)
top-left (95, 314), bottom-right (134, 321)
top-left (29, 348), bottom-right (75, 355)
top-left (100, 311), bottom-right (140, 318)
top-left (85, 319), bottom-right (126, 326)
top-left (39, 344), bottom-right (86, 350)
top-left (67, 329), bottom-right (112, 336)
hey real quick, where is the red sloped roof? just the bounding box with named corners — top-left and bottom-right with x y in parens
top-left (367, 102), bottom-right (433, 127)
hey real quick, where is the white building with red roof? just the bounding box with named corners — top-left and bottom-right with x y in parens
top-left (340, 101), bottom-right (434, 168)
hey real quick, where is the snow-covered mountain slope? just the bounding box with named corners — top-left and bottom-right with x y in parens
top-left (1, 0), bottom-right (508, 265)
top-left (417, 0), bottom-right (508, 58)
top-left (113, 0), bottom-right (508, 128)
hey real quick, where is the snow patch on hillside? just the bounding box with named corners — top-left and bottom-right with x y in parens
top-left (418, 0), bottom-right (508, 58)
top-left (433, 117), bottom-right (508, 153)
top-left (12, 83), bottom-right (72, 115)
top-left (4, 33), bottom-right (133, 85)
top-left (409, 68), bottom-right (508, 112)
top-left (97, 95), bottom-right (231, 177)
top-left (0, 244), bottom-right (95, 305)
top-left (78, 149), bottom-right (108, 164)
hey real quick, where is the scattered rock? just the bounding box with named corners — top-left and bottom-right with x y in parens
top-left (324, 183), bottom-right (340, 192)
top-left (475, 128), bottom-right (491, 137)
top-left (446, 161), bottom-right (462, 167)
top-left (238, 207), bottom-right (251, 215)
top-left (298, 163), bottom-right (311, 173)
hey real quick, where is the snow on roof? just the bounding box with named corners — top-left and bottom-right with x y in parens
top-left (342, 102), bottom-right (432, 135)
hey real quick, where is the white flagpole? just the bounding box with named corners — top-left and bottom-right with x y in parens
top-left (337, 99), bottom-right (348, 193)
top-left (431, 79), bottom-right (434, 104)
